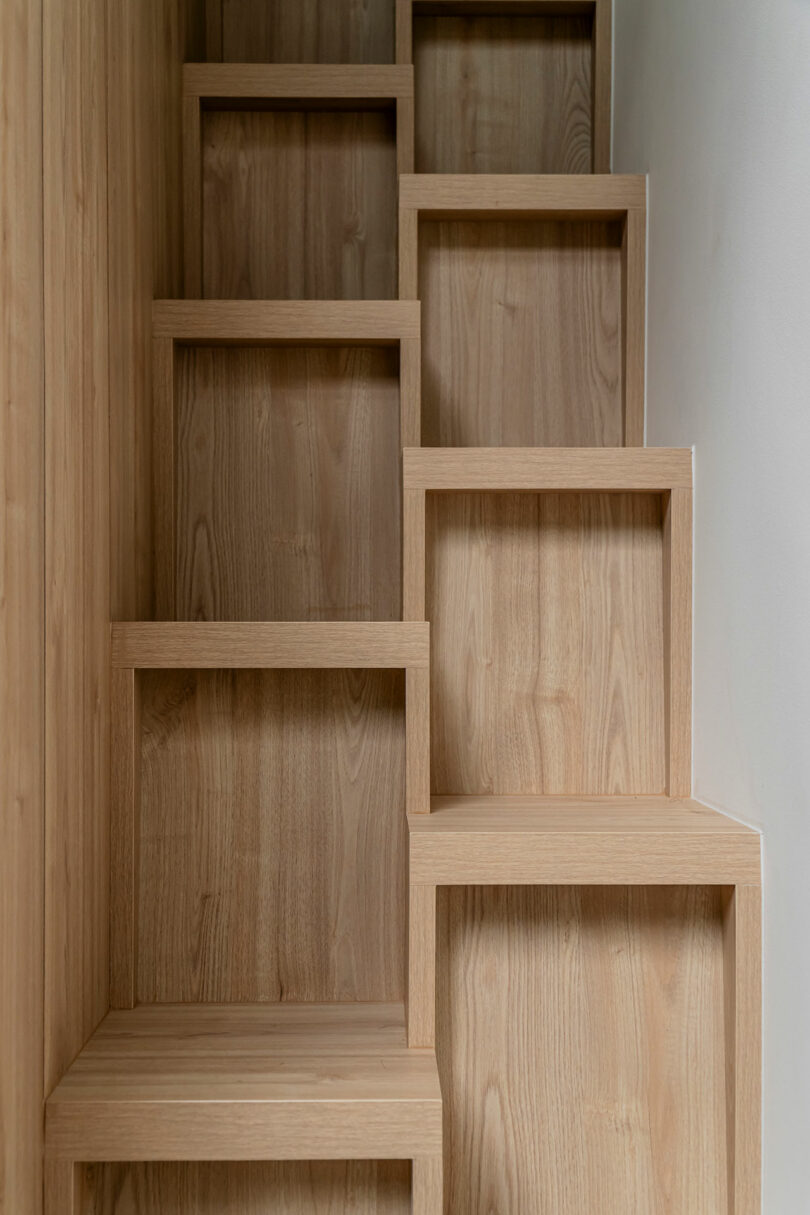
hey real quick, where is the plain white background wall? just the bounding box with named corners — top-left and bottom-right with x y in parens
top-left (612, 1), bottom-right (810, 1208)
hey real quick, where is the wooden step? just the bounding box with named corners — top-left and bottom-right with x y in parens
top-left (152, 299), bottom-right (420, 344)
top-left (184, 63), bottom-right (413, 105)
top-left (46, 1002), bottom-right (442, 1163)
top-left (409, 796), bottom-right (762, 885)
top-left (399, 171), bottom-right (645, 218)
top-left (403, 445), bottom-right (692, 490)
top-left (111, 622), bottom-right (429, 670)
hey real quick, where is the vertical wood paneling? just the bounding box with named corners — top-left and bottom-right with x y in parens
top-left (44, 0), bottom-right (111, 1095)
top-left (0, 0), bottom-right (45, 1209)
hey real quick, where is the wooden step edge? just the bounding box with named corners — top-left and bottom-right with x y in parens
top-left (184, 62), bottom-right (414, 101)
top-left (111, 622), bottom-right (430, 670)
top-left (403, 446), bottom-right (693, 490)
top-left (399, 172), bottom-right (646, 214)
top-left (152, 299), bottom-right (420, 343)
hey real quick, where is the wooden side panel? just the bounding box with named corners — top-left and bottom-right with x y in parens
top-left (0, 0), bottom-right (44, 1208)
top-left (44, 0), bottom-right (111, 1094)
top-left (420, 220), bottom-right (623, 447)
top-left (437, 885), bottom-right (729, 1214)
top-left (80, 1162), bottom-right (410, 1214)
top-left (108, 0), bottom-right (205, 623)
top-left (137, 670), bottom-right (407, 1003)
top-left (427, 492), bottom-right (666, 796)
top-left (215, 1), bottom-right (395, 64)
top-left (413, 13), bottom-right (594, 174)
top-left (202, 110), bottom-right (397, 300)
top-left (174, 346), bottom-right (401, 622)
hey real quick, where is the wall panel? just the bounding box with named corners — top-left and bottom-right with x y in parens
top-left (0, 1), bottom-right (45, 1210)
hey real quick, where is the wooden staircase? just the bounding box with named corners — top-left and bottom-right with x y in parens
top-left (45, 3), bottom-right (762, 1212)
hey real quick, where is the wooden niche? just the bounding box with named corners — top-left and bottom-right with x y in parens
top-left (183, 66), bottom-right (414, 299)
top-left (152, 302), bottom-right (420, 623)
top-left (397, 0), bottom-right (613, 173)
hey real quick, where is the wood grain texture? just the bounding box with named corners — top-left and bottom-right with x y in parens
top-left (0, 0), bottom-right (44, 1208)
top-left (409, 797), bottom-right (762, 885)
top-left (724, 885), bottom-right (763, 1215)
top-left (419, 219), bottom-right (623, 446)
top-left (109, 0), bottom-right (204, 621)
top-left (664, 488), bottom-right (693, 796)
top-left (137, 669), bottom-right (407, 1003)
top-left (413, 12), bottom-right (593, 173)
top-left (427, 492), bottom-right (666, 795)
top-left (437, 885), bottom-right (729, 1213)
top-left (79, 1162), bottom-right (411, 1215)
top-left (215, 0), bottom-right (396, 63)
top-left (408, 884), bottom-right (437, 1048)
top-left (399, 171), bottom-right (646, 213)
top-left (174, 345), bottom-right (401, 621)
top-left (592, 0), bottom-right (612, 171)
top-left (112, 623), bottom-right (429, 669)
top-left (412, 1157), bottom-right (443, 1215)
top-left (44, 0), bottom-right (111, 1094)
top-left (110, 669), bottom-right (140, 1010)
top-left (622, 204), bottom-right (647, 444)
top-left (185, 64), bottom-right (412, 101)
top-left (153, 300), bottom-right (420, 343)
top-left (202, 109), bottom-right (397, 300)
top-left (47, 1003), bottom-right (442, 1161)
top-left (403, 445), bottom-right (692, 489)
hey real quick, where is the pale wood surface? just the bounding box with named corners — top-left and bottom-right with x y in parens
top-left (437, 884), bottom-right (729, 1213)
top-left (412, 1156), bottom-right (443, 1215)
top-left (172, 345), bottom-right (401, 621)
top-left (413, 11), bottom-right (593, 173)
top-left (153, 299), bottom-right (420, 342)
top-left (110, 670), bottom-right (140, 1009)
top-left (80, 1162), bottom-right (411, 1215)
top-left (185, 64), bottom-right (412, 101)
top-left (426, 491), bottom-right (666, 794)
top-left (0, 0), bottom-right (44, 1208)
top-left (213, 1), bottom-right (396, 63)
top-left (44, 0), bottom-right (111, 1097)
top-left (592, 0), bottom-right (612, 172)
top-left (403, 446), bottom-right (692, 489)
top-left (622, 204), bottom-right (647, 444)
top-left (400, 172), bottom-right (646, 213)
top-left (136, 669), bottom-right (406, 1004)
top-left (202, 109), bottom-right (397, 300)
top-left (408, 884), bottom-right (437, 1048)
top-left (47, 1004), bottom-right (442, 1162)
top-left (724, 885), bottom-right (763, 1215)
top-left (418, 219), bottom-right (624, 446)
top-left (112, 623), bottom-right (429, 669)
top-left (664, 488), bottom-right (694, 795)
top-left (409, 797), bottom-right (762, 884)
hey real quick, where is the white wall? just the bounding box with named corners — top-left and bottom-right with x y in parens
top-left (612, 1), bottom-right (810, 1208)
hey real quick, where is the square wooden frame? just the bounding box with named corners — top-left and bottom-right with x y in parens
top-left (396, 0), bottom-right (612, 172)
top-left (399, 174), bottom-right (647, 446)
top-left (109, 621), bottom-right (431, 1010)
top-left (402, 447), bottom-right (693, 797)
top-left (182, 65), bottom-right (415, 297)
top-left (151, 300), bottom-right (421, 621)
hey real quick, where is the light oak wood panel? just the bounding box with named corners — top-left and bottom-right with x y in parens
top-left (403, 445), bottom-right (692, 489)
top-left (185, 64), bottom-right (413, 102)
top-left (437, 885), bottom-right (729, 1213)
top-left (46, 1003), bottom-right (442, 1162)
top-left (399, 171), bottom-right (645, 213)
top-left (419, 218), bottom-right (623, 446)
top-left (427, 492), bottom-right (666, 795)
top-left (413, 11), bottom-right (593, 173)
top-left (153, 299), bottom-right (420, 343)
top-left (174, 345), bottom-right (401, 621)
top-left (724, 885), bottom-right (763, 1215)
top-left (0, 0), bottom-right (44, 1208)
top-left (137, 669), bottom-right (407, 1004)
top-left (202, 109), bottom-right (397, 300)
top-left (109, 2), bottom-right (205, 623)
top-left (80, 1161), bottom-right (411, 1215)
top-left (409, 797), bottom-right (762, 884)
top-left (112, 623), bottom-right (429, 670)
top-left (44, 0), bottom-right (111, 1095)
top-left (212, 0), bottom-right (396, 64)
